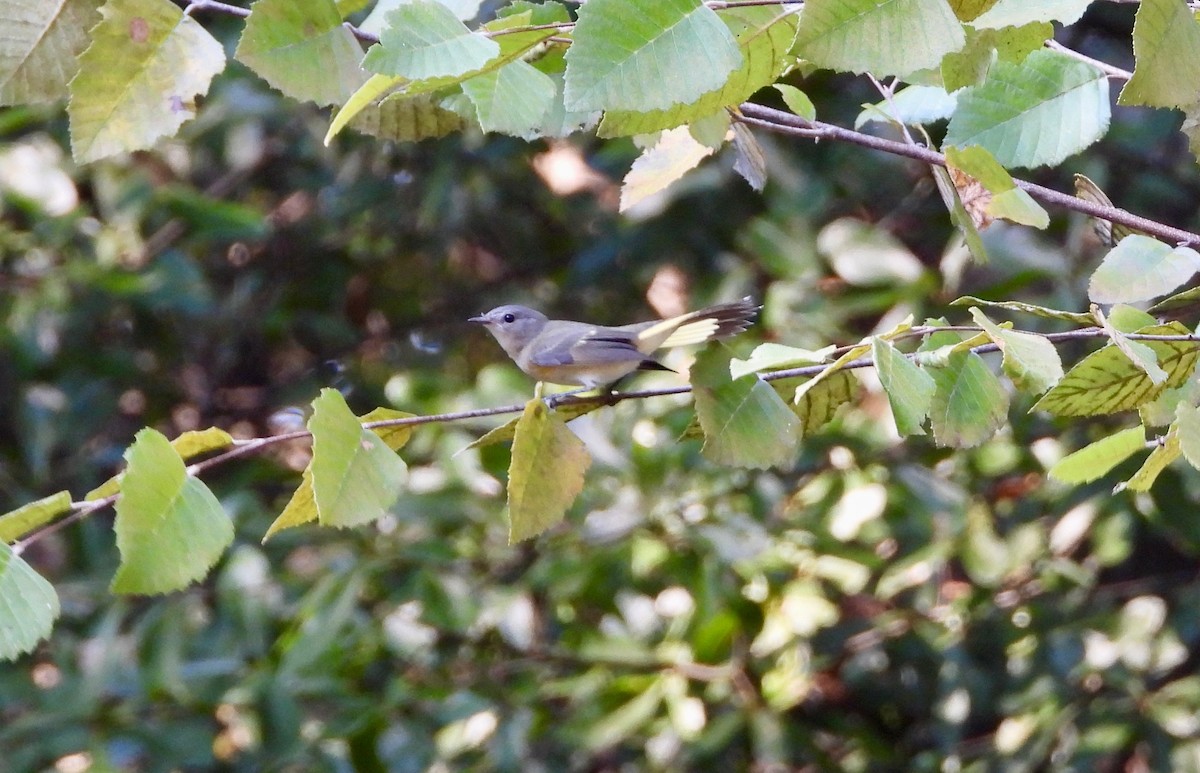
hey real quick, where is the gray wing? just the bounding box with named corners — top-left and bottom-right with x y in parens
top-left (527, 323), bottom-right (645, 367)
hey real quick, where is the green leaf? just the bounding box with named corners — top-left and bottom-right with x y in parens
top-left (0, 0), bottom-right (99, 105)
top-left (67, 0), bottom-right (226, 163)
top-left (0, 540), bottom-right (60, 661)
top-left (941, 23), bottom-right (1051, 92)
top-left (949, 296), bottom-right (1095, 325)
top-left (0, 491), bottom-right (72, 544)
top-left (872, 337), bottom-right (936, 436)
top-left (1089, 235), bottom-right (1200, 305)
top-left (351, 89), bottom-right (465, 142)
top-left (1097, 309), bottom-right (1169, 386)
top-left (969, 308), bottom-right (1063, 394)
top-left (597, 5), bottom-right (797, 137)
top-left (362, 1), bottom-right (499, 79)
top-left (1107, 304), bottom-right (1159, 333)
top-left (1119, 0), bottom-right (1200, 108)
top-left (774, 84), bottom-right (815, 121)
top-left (309, 389), bottom-right (407, 528)
top-left (620, 126), bottom-right (717, 213)
top-left (945, 145), bottom-right (1048, 228)
top-left (730, 342), bottom-right (834, 379)
top-left (1033, 324), bottom-right (1200, 416)
top-left (1119, 431), bottom-right (1181, 493)
top-left (507, 396), bottom-right (591, 542)
top-left (462, 60), bottom-right (556, 138)
top-left (691, 345), bottom-right (800, 468)
top-left (970, 0), bottom-right (1091, 28)
top-left (1176, 402), bottom-right (1200, 469)
top-left (944, 50), bottom-right (1109, 169)
top-left (86, 427), bottom-right (234, 501)
top-left (1141, 378), bottom-right (1200, 427)
top-left (793, 0), bottom-right (965, 77)
top-left (235, 0), bottom-right (366, 107)
top-left (928, 349), bottom-right (1009, 447)
top-left (110, 428), bottom-right (234, 594)
top-left (263, 465), bottom-right (317, 541)
top-left (1049, 426), bottom-right (1146, 484)
top-left (854, 85), bottom-right (957, 130)
top-left (564, 0), bottom-right (741, 113)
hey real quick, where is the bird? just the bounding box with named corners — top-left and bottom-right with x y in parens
top-left (469, 297), bottom-right (758, 389)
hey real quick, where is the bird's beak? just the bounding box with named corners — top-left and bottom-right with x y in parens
top-left (468, 315), bottom-right (488, 324)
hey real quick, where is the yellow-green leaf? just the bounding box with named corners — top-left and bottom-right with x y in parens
top-left (1177, 402), bottom-right (1200, 469)
top-left (68, 0), bottom-right (226, 162)
top-left (111, 428), bottom-right (234, 594)
top-left (0, 0), bottom-right (100, 106)
top-left (86, 427), bottom-right (235, 501)
top-left (0, 491), bottom-right (72, 544)
top-left (1118, 431), bottom-right (1181, 493)
top-left (309, 389), bottom-right (407, 528)
top-left (1049, 426), bottom-right (1146, 484)
top-left (1118, 0), bottom-right (1200, 109)
top-left (466, 401), bottom-right (601, 451)
top-left (949, 296), bottom-right (1094, 325)
top-left (1089, 234), bottom-right (1200, 305)
top-left (507, 397), bottom-right (591, 543)
top-left (1033, 323), bottom-right (1200, 416)
top-left (263, 465), bottom-right (317, 542)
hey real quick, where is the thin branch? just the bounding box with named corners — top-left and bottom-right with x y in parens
top-left (1045, 40), bottom-right (1133, 81)
top-left (735, 103), bottom-right (1200, 248)
top-left (14, 326), bottom-right (1200, 550)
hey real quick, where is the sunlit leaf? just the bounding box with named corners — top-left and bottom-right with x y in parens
top-left (872, 337), bottom-right (936, 436)
top-left (969, 308), bottom-right (1063, 394)
top-left (360, 407), bottom-right (417, 451)
top-left (945, 50), bottom-right (1109, 169)
top-left (794, 0), bottom-right (965, 77)
top-left (0, 0), bottom-right (99, 105)
top-left (466, 402), bottom-right (601, 451)
top-left (1118, 0), bottom-right (1200, 109)
top-left (620, 127), bottom-right (716, 213)
top-left (928, 349), bottom-right (1008, 447)
top-left (235, 0), bottom-right (366, 107)
top-left (945, 145), bottom-right (1048, 229)
top-left (773, 83), bottom-right (815, 121)
top-left (1089, 235), bottom-right (1200, 305)
top-left (1033, 324), bottom-right (1200, 416)
top-left (565, 0), bottom-right (741, 113)
top-left (507, 396), bottom-right (591, 542)
top-left (787, 371), bottom-right (859, 438)
top-left (692, 344), bottom-right (799, 469)
top-left (1097, 309), bottom-right (1169, 386)
top-left (110, 428), bottom-right (234, 594)
top-left (68, 0), bottom-right (226, 162)
top-left (0, 541), bottom-right (60, 660)
top-left (1049, 426), bottom-right (1146, 484)
top-left (0, 491), bottom-right (72, 544)
top-left (308, 389), bottom-right (407, 528)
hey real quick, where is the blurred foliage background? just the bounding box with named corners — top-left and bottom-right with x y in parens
top-left (5, 3), bottom-right (1200, 771)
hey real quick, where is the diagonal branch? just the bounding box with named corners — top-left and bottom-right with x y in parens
top-left (735, 103), bottom-right (1200, 248)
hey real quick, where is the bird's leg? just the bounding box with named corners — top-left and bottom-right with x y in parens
top-left (543, 386), bottom-right (590, 409)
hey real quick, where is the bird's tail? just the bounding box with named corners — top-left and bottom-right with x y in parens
top-left (636, 297), bottom-right (759, 351)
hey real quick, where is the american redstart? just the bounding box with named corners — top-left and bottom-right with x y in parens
top-left (469, 298), bottom-right (758, 388)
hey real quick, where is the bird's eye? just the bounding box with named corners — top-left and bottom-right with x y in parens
top-left (502, 313), bottom-right (516, 323)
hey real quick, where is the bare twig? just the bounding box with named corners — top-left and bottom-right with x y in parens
top-left (1045, 40), bottom-right (1133, 81)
